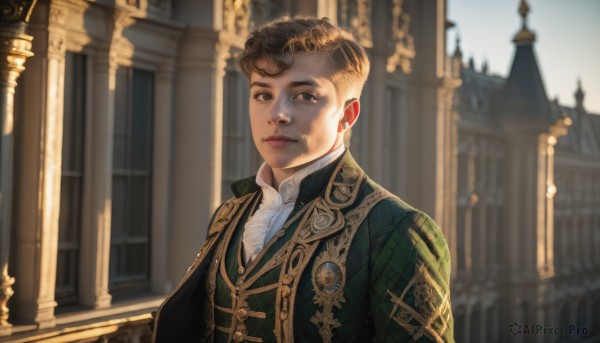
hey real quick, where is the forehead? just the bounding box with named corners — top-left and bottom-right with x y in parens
top-left (250, 54), bottom-right (335, 85)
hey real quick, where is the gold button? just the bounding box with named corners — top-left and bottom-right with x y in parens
top-left (277, 230), bottom-right (285, 237)
top-left (237, 307), bottom-right (249, 321)
top-left (282, 274), bottom-right (293, 285)
top-left (238, 280), bottom-right (244, 286)
top-left (238, 266), bottom-right (245, 274)
top-left (280, 309), bottom-right (288, 320)
top-left (233, 330), bottom-right (244, 342)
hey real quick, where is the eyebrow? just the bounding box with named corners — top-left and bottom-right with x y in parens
top-left (250, 80), bottom-right (319, 89)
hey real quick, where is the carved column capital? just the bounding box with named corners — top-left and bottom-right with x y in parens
top-left (48, 5), bottom-right (67, 26)
top-left (0, 32), bottom-right (33, 88)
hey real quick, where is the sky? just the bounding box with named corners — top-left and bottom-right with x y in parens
top-left (447, 0), bottom-right (600, 114)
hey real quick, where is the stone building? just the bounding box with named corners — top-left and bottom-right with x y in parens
top-left (450, 2), bottom-right (600, 342)
top-left (0, 0), bottom-right (596, 342)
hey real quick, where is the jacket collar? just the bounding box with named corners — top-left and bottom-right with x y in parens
top-left (230, 149), bottom-right (364, 209)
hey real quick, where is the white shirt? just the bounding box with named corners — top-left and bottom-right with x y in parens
top-left (242, 145), bottom-right (345, 263)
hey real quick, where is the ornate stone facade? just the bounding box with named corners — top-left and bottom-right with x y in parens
top-left (449, 2), bottom-right (599, 341)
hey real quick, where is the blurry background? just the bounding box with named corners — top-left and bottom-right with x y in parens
top-left (448, 0), bottom-right (600, 114)
top-left (0, 0), bottom-right (597, 342)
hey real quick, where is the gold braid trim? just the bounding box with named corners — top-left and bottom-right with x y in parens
top-left (324, 158), bottom-right (365, 209)
top-left (309, 189), bottom-right (393, 343)
top-left (274, 199), bottom-right (332, 343)
top-left (387, 264), bottom-right (452, 343)
top-left (274, 156), bottom-right (369, 343)
top-left (202, 192), bottom-right (259, 342)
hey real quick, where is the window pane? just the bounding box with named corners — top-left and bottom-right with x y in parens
top-left (114, 68), bottom-right (130, 171)
top-left (131, 70), bottom-right (153, 170)
top-left (56, 52), bottom-right (86, 306)
top-left (111, 175), bottom-right (128, 238)
top-left (130, 175), bottom-right (150, 236)
top-left (110, 67), bottom-right (153, 294)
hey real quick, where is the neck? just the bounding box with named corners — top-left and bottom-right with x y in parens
top-left (270, 141), bottom-right (344, 190)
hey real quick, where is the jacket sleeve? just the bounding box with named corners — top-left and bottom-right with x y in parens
top-left (369, 208), bottom-right (454, 343)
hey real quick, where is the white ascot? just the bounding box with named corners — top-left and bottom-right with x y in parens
top-left (242, 145), bottom-right (345, 263)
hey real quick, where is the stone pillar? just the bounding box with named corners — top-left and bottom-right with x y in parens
top-left (79, 8), bottom-right (134, 309)
top-left (501, 116), bottom-right (570, 325)
top-left (11, 0), bottom-right (67, 328)
top-left (0, 22), bottom-right (33, 336)
top-left (169, 0), bottom-right (249, 284)
top-left (169, 28), bottom-right (230, 284)
top-left (367, 1), bottom-right (386, 183)
top-left (0, 0), bottom-right (37, 334)
top-left (78, 47), bottom-right (115, 309)
top-left (403, 0), bottom-right (460, 228)
top-left (151, 61), bottom-right (175, 294)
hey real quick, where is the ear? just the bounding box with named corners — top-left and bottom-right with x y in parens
top-left (338, 98), bottom-right (360, 132)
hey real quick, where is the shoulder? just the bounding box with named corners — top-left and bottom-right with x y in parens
top-left (358, 179), bottom-right (451, 275)
top-left (357, 178), bottom-right (432, 236)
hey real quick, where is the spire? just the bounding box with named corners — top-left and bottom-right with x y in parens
top-left (481, 59), bottom-right (489, 75)
top-left (575, 78), bottom-right (585, 108)
top-left (453, 34), bottom-right (463, 60)
top-left (513, 0), bottom-right (536, 44)
top-left (498, 0), bottom-right (551, 122)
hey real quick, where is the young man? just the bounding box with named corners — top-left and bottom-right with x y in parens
top-left (152, 17), bottom-right (454, 343)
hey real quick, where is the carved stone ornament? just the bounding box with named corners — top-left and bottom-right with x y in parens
top-left (0, 34), bottom-right (34, 88)
top-left (49, 6), bottom-right (67, 25)
top-left (0, 276), bottom-right (15, 327)
top-left (386, 0), bottom-right (415, 74)
top-left (338, 0), bottom-right (373, 48)
top-left (223, 0), bottom-right (251, 38)
top-left (48, 35), bottom-right (65, 54)
top-left (0, 0), bottom-right (37, 24)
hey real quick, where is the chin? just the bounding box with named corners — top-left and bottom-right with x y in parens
top-left (264, 158), bottom-right (300, 170)
top-left (261, 153), bottom-right (304, 169)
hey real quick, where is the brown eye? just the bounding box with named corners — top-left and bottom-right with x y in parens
top-left (294, 92), bottom-right (317, 102)
top-left (253, 92), bottom-right (272, 101)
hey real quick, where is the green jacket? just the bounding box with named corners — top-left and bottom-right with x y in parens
top-left (152, 151), bottom-right (454, 342)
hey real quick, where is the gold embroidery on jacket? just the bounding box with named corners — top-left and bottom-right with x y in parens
top-left (202, 192), bottom-right (258, 342)
top-left (387, 264), bottom-right (451, 343)
top-left (208, 196), bottom-right (312, 343)
top-left (324, 159), bottom-right (364, 208)
top-left (275, 199), bottom-right (326, 343)
top-left (300, 199), bottom-right (345, 243)
top-left (309, 189), bottom-right (393, 343)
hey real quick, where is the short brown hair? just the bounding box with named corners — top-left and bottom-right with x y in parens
top-left (238, 17), bottom-right (370, 99)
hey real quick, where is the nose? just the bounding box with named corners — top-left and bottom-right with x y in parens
top-left (268, 98), bottom-right (292, 125)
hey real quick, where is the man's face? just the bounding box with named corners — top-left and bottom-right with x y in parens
top-left (249, 54), bottom-right (348, 174)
